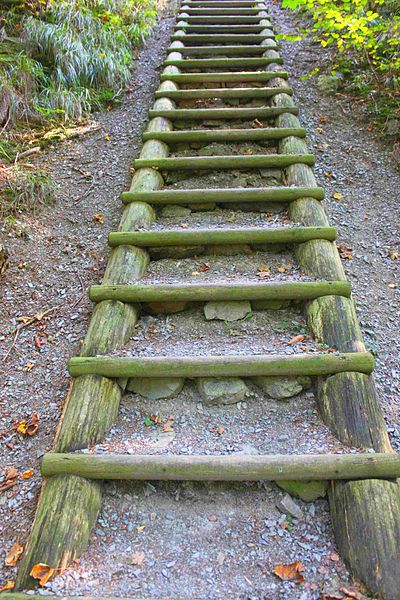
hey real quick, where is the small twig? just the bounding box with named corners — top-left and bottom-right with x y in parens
top-left (13, 146), bottom-right (41, 164)
top-left (70, 271), bottom-right (86, 309)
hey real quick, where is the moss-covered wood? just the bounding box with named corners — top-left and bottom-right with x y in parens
top-left (182, 15), bottom-right (263, 23)
top-left (170, 33), bottom-right (275, 43)
top-left (121, 186), bottom-right (322, 204)
top-left (15, 476), bottom-right (101, 590)
top-left (160, 70), bottom-right (288, 82)
top-left (149, 106), bottom-right (298, 120)
top-left (330, 479), bottom-right (400, 599)
top-left (176, 24), bottom-right (269, 33)
top-left (108, 225), bottom-right (336, 247)
top-left (68, 352), bottom-right (374, 379)
top-left (80, 300), bottom-right (139, 356)
top-left (155, 85), bottom-right (291, 98)
top-left (318, 373), bottom-right (391, 451)
top-left (134, 154), bottom-right (314, 171)
top-left (143, 127), bottom-right (305, 143)
top-left (41, 453), bottom-right (400, 481)
top-left (89, 280), bottom-right (350, 303)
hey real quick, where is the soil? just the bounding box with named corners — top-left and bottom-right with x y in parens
top-left (0, 1), bottom-right (398, 599)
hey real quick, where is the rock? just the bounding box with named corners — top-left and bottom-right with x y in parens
top-left (188, 202), bottom-right (216, 212)
top-left (276, 493), bottom-right (303, 519)
top-left (234, 443), bottom-right (260, 455)
top-left (145, 301), bottom-right (188, 314)
top-left (197, 377), bottom-right (248, 405)
top-left (161, 205), bottom-right (192, 217)
top-left (207, 244), bottom-right (253, 256)
top-left (259, 168), bottom-right (282, 181)
top-left (276, 480), bottom-right (328, 502)
top-left (127, 377), bottom-right (184, 400)
top-left (385, 119), bottom-right (400, 136)
top-left (254, 376), bottom-right (311, 399)
top-left (204, 300), bottom-right (252, 322)
top-left (316, 74), bottom-right (343, 95)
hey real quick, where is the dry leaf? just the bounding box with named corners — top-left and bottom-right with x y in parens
top-left (5, 542), bottom-right (24, 567)
top-left (93, 213), bottom-right (105, 224)
top-left (288, 334), bottom-right (305, 345)
top-left (5, 468), bottom-right (18, 481)
top-left (24, 362), bottom-right (34, 372)
top-left (16, 414), bottom-right (39, 436)
top-left (136, 525), bottom-right (146, 533)
top-left (21, 469), bottom-right (34, 479)
top-left (132, 551), bottom-right (145, 566)
top-left (337, 244), bottom-right (353, 260)
top-left (388, 251), bottom-right (399, 260)
top-left (257, 264), bottom-right (271, 278)
top-left (340, 587), bottom-right (366, 600)
top-left (30, 563), bottom-right (55, 586)
top-left (278, 266), bottom-right (286, 273)
top-left (0, 580), bottom-right (14, 591)
top-left (273, 561), bottom-right (305, 583)
top-left (252, 118), bottom-right (263, 128)
top-left (332, 192), bottom-right (342, 200)
top-left (199, 263), bottom-right (210, 272)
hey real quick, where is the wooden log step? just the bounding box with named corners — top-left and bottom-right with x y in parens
top-left (167, 45), bottom-right (278, 56)
top-left (184, 8), bottom-right (263, 14)
top-left (180, 15), bottom-right (264, 23)
top-left (68, 352), bottom-right (374, 379)
top-left (175, 26), bottom-right (269, 33)
top-left (164, 57), bottom-right (284, 68)
top-left (171, 34), bottom-right (274, 43)
top-left (41, 453), bottom-right (399, 482)
top-left (185, 1), bottom-right (266, 6)
top-left (160, 71), bottom-right (288, 82)
top-left (89, 281), bottom-right (351, 304)
top-left (121, 186), bottom-right (324, 205)
top-left (143, 127), bottom-right (305, 143)
top-left (133, 154), bottom-right (315, 171)
top-left (108, 225), bottom-right (336, 247)
top-left (155, 86), bottom-right (292, 99)
top-left (148, 107), bottom-right (298, 120)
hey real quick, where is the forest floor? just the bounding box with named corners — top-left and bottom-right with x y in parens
top-left (0, 1), bottom-right (399, 598)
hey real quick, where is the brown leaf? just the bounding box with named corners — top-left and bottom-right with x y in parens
top-left (0, 580), bottom-right (14, 591)
top-left (132, 550), bottom-right (145, 567)
top-left (16, 414), bottom-right (39, 436)
top-left (257, 264), bottom-right (271, 278)
top-left (339, 587), bottom-right (367, 600)
top-left (30, 563), bottom-right (55, 586)
top-left (92, 213), bottom-right (105, 224)
top-left (273, 561), bottom-right (305, 583)
top-left (199, 263), bottom-right (210, 272)
top-left (337, 244), bottom-right (353, 260)
top-left (5, 468), bottom-right (19, 482)
top-left (288, 334), bottom-right (305, 345)
top-left (5, 542), bottom-right (24, 567)
top-left (252, 118), bottom-right (263, 128)
top-left (389, 250), bottom-right (399, 260)
top-left (21, 468), bottom-right (34, 479)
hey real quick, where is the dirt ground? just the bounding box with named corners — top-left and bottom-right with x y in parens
top-left (0, 1), bottom-right (399, 598)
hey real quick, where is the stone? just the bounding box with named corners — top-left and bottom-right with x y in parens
top-left (254, 376), bottom-right (311, 399)
top-left (188, 202), bottom-right (216, 212)
top-left (207, 244), bottom-right (253, 256)
top-left (316, 74), bottom-right (343, 95)
top-left (145, 301), bottom-right (188, 314)
top-left (276, 493), bottom-right (303, 519)
top-left (276, 480), bottom-right (328, 502)
top-left (197, 377), bottom-right (248, 405)
top-left (385, 119), bottom-right (400, 136)
top-left (204, 300), bottom-right (252, 322)
top-left (234, 443), bottom-right (260, 455)
top-left (127, 377), bottom-right (184, 400)
top-left (161, 205), bottom-right (192, 217)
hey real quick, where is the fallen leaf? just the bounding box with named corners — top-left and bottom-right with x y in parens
top-left (93, 213), bottom-right (105, 224)
top-left (332, 192), bottom-right (342, 200)
top-left (162, 419), bottom-right (174, 433)
top-left (257, 264), bottom-right (271, 278)
top-left (273, 561), bottom-right (305, 583)
top-left (24, 362), bottom-right (34, 373)
top-left (0, 580), bottom-right (14, 591)
top-left (191, 271), bottom-right (200, 276)
top-left (252, 118), bottom-right (263, 128)
top-left (199, 263), bottom-right (209, 272)
top-left (5, 542), bottom-right (23, 567)
top-left (136, 525), bottom-right (146, 533)
top-left (340, 587), bottom-right (366, 600)
top-left (104, 133), bottom-right (111, 141)
top-left (388, 283), bottom-right (396, 289)
top-left (288, 334), bottom-right (305, 345)
top-left (30, 563), bottom-right (55, 586)
top-left (278, 266), bottom-right (286, 273)
top-left (132, 550), bottom-right (145, 566)
top-left (21, 468), bottom-right (34, 479)
top-left (34, 336), bottom-right (41, 350)
top-left (328, 552), bottom-right (340, 562)
top-left (337, 244), bottom-right (353, 260)
top-left (388, 251), bottom-right (399, 260)
top-left (16, 414), bottom-right (39, 436)
top-left (5, 468), bottom-right (19, 481)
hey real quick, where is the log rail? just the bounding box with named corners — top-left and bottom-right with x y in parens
top-left (14, 1), bottom-right (400, 598)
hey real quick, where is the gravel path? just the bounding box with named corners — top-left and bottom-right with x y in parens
top-left (0, 1), bottom-right (398, 598)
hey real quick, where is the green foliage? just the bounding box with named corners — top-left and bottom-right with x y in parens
top-left (0, 168), bottom-right (54, 221)
top-left (280, 0), bottom-right (400, 129)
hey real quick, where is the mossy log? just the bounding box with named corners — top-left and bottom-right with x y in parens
top-left (68, 352), bottom-right (374, 379)
top-left (176, 25), bottom-right (268, 33)
top-left (306, 295), bottom-right (364, 352)
top-left (149, 106), bottom-right (298, 120)
top-left (121, 186), bottom-right (322, 204)
top-left (143, 127), bottom-right (306, 144)
top-left (134, 154), bottom-right (314, 171)
top-left (185, 1), bottom-right (266, 6)
top-left (330, 479), bottom-right (400, 599)
top-left (160, 71), bottom-right (288, 82)
top-left (15, 476), bottom-right (101, 590)
top-left (80, 300), bottom-right (139, 356)
top-left (41, 453), bottom-right (400, 482)
top-left (108, 225), bottom-right (336, 247)
top-left (318, 373), bottom-right (391, 451)
top-left (155, 85), bottom-right (291, 98)
top-left (164, 57), bottom-right (283, 69)
top-left (181, 15), bottom-right (263, 23)
top-left (170, 33), bottom-right (275, 43)
top-left (184, 7), bottom-right (263, 14)
top-left (89, 280), bottom-right (350, 303)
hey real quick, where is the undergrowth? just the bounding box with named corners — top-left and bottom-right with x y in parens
top-left (279, 0), bottom-right (400, 140)
top-left (0, 0), bottom-right (161, 221)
